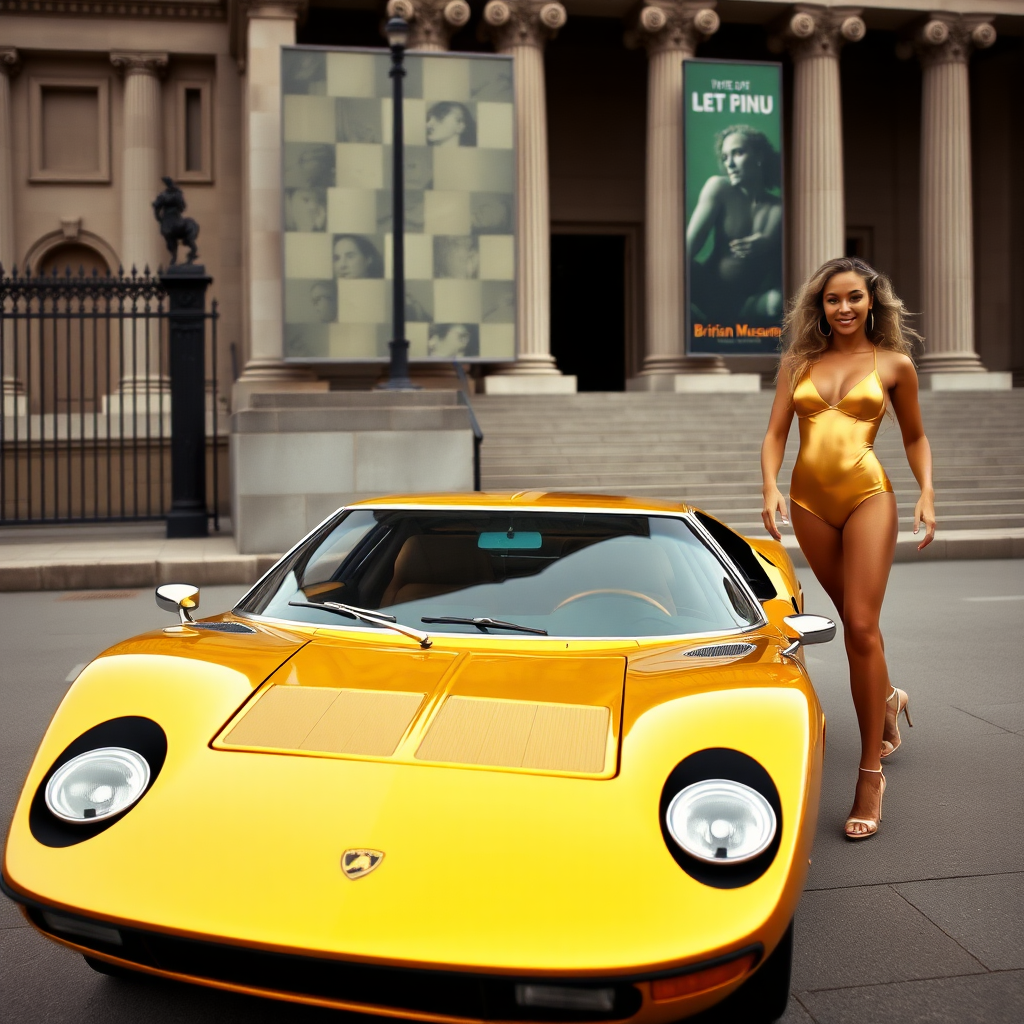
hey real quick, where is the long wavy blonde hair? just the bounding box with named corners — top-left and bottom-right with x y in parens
top-left (780, 257), bottom-right (921, 394)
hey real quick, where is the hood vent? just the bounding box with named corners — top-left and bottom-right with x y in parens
top-left (683, 643), bottom-right (756, 658)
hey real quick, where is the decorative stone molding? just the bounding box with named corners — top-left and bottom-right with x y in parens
top-left (628, 2), bottom-right (720, 56)
top-left (912, 14), bottom-right (996, 68)
top-left (769, 5), bottom-right (865, 61)
top-left (481, 0), bottom-right (567, 51)
top-left (110, 52), bottom-right (169, 78)
top-left (385, 0), bottom-right (471, 51)
top-left (0, 0), bottom-right (225, 19)
top-left (0, 47), bottom-right (20, 79)
top-left (60, 218), bottom-right (82, 242)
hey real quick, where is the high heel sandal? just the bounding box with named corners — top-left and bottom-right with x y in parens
top-left (844, 767), bottom-right (886, 841)
top-left (881, 686), bottom-right (914, 758)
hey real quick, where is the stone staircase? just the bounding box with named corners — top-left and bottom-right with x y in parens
top-left (473, 391), bottom-right (1024, 536)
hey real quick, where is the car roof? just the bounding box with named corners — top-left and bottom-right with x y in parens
top-left (345, 492), bottom-right (694, 514)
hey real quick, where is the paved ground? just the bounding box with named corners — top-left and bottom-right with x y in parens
top-left (1, 560), bottom-right (1021, 1023)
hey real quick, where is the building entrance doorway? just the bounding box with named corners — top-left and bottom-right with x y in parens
top-left (550, 233), bottom-right (628, 391)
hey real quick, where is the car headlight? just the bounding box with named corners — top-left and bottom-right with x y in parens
top-left (666, 778), bottom-right (777, 864)
top-left (45, 747), bottom-right (151, 824)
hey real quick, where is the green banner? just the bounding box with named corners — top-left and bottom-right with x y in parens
top-left (684, 59), bottom-right (784, 356)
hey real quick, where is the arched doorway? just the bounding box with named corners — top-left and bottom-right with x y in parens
top-left (37, 243), bottom-right (110, 278)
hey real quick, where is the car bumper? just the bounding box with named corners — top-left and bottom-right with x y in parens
top-left (6, 883), bottom-right (765, 1024)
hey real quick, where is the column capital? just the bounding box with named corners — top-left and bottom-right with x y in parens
top-left (769, 5), bottom-right (865, 61)
top-left (0, 47), bottom-right (20, 79)
top-left (481, 0), bottom-right (567, 52)
top-left (110, 51), bottom-right (169, 77)
top-left (238, 0), bottom-right (307, 20)
top-left (627, 3), bottom-right (720, 57)
top-left (386, 0), bottom-right (471, 51)
top-left (907, 14), bottom-right (996, 68)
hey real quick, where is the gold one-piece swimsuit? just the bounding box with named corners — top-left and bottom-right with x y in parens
top-left (790, 349), bottom-right (893, 529)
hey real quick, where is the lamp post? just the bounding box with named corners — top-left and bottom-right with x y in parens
top-left (379, 16), bottom-right (418, 390)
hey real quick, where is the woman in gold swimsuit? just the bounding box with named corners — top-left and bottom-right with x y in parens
top-left (760, 257), bottom-right (936, 840)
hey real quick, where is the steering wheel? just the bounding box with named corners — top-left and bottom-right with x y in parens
top-left (553, 589), bottom-right (673, 616)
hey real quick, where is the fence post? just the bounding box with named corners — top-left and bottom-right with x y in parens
top-left (162, 264), bottom-right (210, 537)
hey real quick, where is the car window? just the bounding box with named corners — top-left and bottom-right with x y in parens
top-left (237, 510), bottom-right (760, 638)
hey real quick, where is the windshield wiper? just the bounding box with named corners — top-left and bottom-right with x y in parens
top-left (288, 600), bottom-right (432, 648)
top-left (420, 615), bottom-right (548, 636)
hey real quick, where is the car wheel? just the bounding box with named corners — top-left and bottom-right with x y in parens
top-left (83, 955), bottom-right (137, 980)
top-left (683, 920), bottom-right (793, 1024)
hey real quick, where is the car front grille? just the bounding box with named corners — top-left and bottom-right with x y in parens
top-left (26, 906), bottom-right (642, 1022)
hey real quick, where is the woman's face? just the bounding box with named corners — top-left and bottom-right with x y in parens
top-left (822, 271), bottom-right (873, 337)
top-left (426, 107), bottom-right (466, 147)
top-left (428, 325), bottom-right (471, 358)
top-left (722, 133), bottom-right (754, 186)
top-left (333, 238), bottom-right (370, 279)
top-left (309, 282), bottom-right (335, 323)
top-left (289, 189), bottom-right (325, 232)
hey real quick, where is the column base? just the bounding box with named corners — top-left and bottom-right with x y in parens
top-left (232, 359), bottom-right (328, 411)
top-left (641, 355), bottom-right (730, 375)
top-left (483, 355), bottom-right (576, 394)
top-left (483, 373), bottom-right (577, 395)
top-left (918, 370), bottom-right (1012, 391)
top-left (627, 373), bottom-right (762, 393)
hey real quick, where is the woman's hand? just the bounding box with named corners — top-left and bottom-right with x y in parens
top-left (729, 233), bottom-right (763, 259)
top-left (914, 490), bottom-right (936, 551)
top-left (762, 487), bottom-right (790, 541)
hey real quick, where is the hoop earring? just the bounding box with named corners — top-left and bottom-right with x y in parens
top-left (818, 316), bottom-right (832, 338)
top-left (867, 309), bottom-right (875, 335)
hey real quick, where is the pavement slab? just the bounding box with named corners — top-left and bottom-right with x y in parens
top-left (791, 886), bottom-right (986, 992)
top-left (796, 970), bottom-right (1024, 1024)
top-left (894, 873), bottom-right (1024, 972)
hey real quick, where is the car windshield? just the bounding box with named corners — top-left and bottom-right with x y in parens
top-left (235, 509), bottom-right (761, 638)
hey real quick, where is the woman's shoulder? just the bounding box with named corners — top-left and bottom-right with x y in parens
top-left (699, 175), bottom-right (732, 199)
top-left (876, 348), bottom-right (917, 387)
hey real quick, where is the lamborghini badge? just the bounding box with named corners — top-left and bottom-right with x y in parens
top-left (341, 849), bottom-right (384, 879)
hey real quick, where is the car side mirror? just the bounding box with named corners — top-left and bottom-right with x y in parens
top-left (156, 584), bottom-right (200, 624)
top-left (781, 613), bottom-right (836, 658)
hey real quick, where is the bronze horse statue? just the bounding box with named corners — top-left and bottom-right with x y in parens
top-left (153, 177), bottom-right (200, 266)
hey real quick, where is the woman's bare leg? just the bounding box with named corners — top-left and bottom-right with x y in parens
top-left (789, 504), bottom-right (845, 620)
top-left (841, 492), bottom-right (899, 833)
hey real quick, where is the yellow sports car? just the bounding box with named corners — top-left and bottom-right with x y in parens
top-left (3, 493), bottom-right (834, 1024)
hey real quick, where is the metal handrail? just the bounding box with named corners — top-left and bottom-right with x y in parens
top-left (452, 361), bottom-right (483, 491)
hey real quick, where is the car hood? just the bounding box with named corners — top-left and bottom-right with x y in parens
top-left (5, 629), bottom-right (820, 975)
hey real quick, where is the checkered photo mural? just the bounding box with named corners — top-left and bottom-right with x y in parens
top-left (281, 47), bottom-right (516, 362)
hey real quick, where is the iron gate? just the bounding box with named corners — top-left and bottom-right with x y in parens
top-left (0, 266), bottom-right (221, 526)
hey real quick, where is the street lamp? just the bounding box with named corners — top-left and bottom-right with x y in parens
top-left (378, 15), bottom-right (418, 390)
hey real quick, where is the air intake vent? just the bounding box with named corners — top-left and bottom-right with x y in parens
top-left (683, 643), bottom-right (756, 658)
top-left (193, 622), bottom-right (257, 634)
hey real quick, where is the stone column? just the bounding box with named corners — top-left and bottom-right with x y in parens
top-left (914, 16), bottom-right (1007, 388)
top-left (482, 0), bottom-right (575, 394)
top-left (110, 52), bottom-right (170, 404)
top-left (110, 52), bottom-right (168, 275)
top-left (386, 0), bottom-right (471, 52)
top-left (776, 6), bottom-right (864, 293)
top-left (631, 3), bottom-right (757, 391)
top-left (0, 48), bottom-right (23, 415)
top-left (234, 0), bottom-right (326, 410)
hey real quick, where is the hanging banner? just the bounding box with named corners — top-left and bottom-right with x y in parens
top-left (683, 59), bottom-right (784, 356)
top-left (281, 47), bottom-right (516, 363)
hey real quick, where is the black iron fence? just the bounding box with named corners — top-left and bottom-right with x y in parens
top-left (0, 265), bottom-right (222, 526)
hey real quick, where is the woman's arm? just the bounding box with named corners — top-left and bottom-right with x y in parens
top-left (761, 368), bottom-right (795, 540)
top-left (888, 353), bottom-right (936, 550)
top-left (686, 176), bottom-right (726, 256)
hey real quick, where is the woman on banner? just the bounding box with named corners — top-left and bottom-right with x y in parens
top-left (760, 257), bottom-right (935, 841)
top-left (686, 125), bottom-right (782, 325)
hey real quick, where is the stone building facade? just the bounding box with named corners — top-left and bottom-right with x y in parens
top-left (1, 0), bottom-right (1021, 404)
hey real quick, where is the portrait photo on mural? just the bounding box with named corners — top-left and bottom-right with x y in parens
top-left (280, 47), bottom-right (517, 362)
top-left (684, 59), bottom-right (784, 357)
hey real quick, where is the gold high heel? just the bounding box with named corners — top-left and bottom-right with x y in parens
top-left (844, 767), bottom-right (886, 840)
top-left (881, 686), bottom-right (914, 758)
